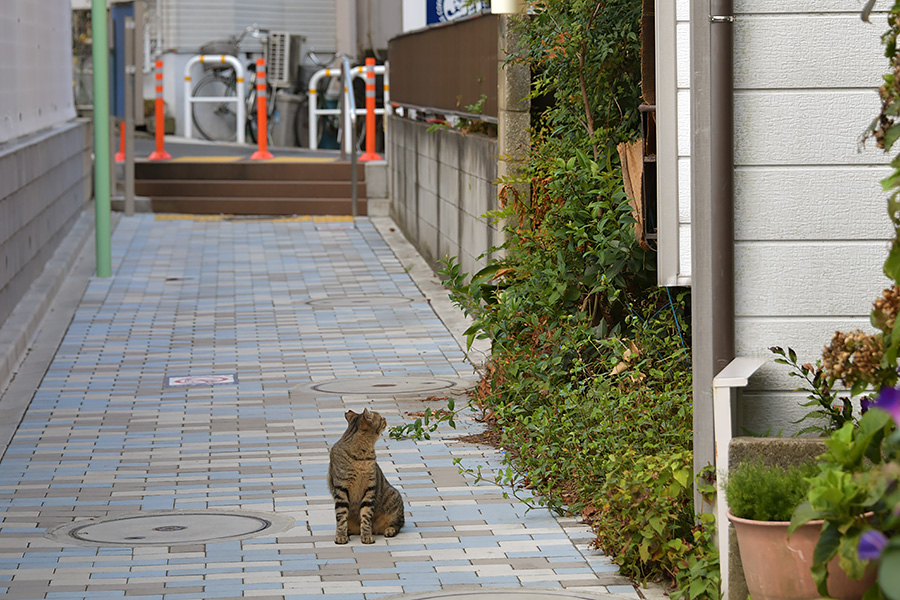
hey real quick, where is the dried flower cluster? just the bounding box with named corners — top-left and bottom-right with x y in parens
top-left (822, 330), bottom-right (884, 388)
top-left (867, 10), bottom-right (900, 152)
top-left (872, 285), bottom-right (900, 333)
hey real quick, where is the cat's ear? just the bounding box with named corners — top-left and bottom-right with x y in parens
top-left (345, 410), bottom-right (357, 422)
top-left (362, 408), bottom-right (371, 419)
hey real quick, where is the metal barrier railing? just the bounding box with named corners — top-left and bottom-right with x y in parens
top-left (308, 63), bottom-right (390, 151)
top-left (342, 57), bottom-right (359, 219)
top-left (183, 54), bottom-right (247, 143)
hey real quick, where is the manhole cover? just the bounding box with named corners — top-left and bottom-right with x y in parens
top-left (302, 296), bottom-right (415, 308)
top-left (46, 510), bottom-right (295, 547)
top-left (308, 376), bottom-right (468, 395)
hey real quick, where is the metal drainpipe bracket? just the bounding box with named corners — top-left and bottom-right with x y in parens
top-left (709, 15), bottom-right (735, 23)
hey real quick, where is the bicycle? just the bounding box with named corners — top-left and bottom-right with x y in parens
top-left (301, 51), bottom-right (380, 152)
top-left (191, 34), bottom-right (372, 151)
top-left (191, 25), bottom-right (275, 143)
top-left (303, 50), bottom-right (344, 149)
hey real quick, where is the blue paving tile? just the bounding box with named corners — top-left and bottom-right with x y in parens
top-left (50, 592), bottom-right (126, 598)
top-left (162, 592), bottom-right (242, 600)
top-left (0, 215), bottom-right (628, 598)
top-left (284, 595), bottom-right (362, 600)
top-left (608, 585), bottom-right (638, 595)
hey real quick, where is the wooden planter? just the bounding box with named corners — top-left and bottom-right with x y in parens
top-left (728, 512), bottom-right (877, 600)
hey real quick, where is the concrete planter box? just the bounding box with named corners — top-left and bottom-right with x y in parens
top-left (726, 437), bottom-right (828, 600)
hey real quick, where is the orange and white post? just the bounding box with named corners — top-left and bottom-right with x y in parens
top-left (115, 121), bottom-right (126, 163)
top-left (359, 57), bottom-right (382, 162)
top-left (250, 58), bottom-right (274, 160)
top-left (148, 59), bottom-right (171, 160)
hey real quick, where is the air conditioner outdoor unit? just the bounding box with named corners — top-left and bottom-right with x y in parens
top-left (266, 32), bottom-right (305, 89)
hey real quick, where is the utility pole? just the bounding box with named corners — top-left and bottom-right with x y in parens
top-left (92, 0), bottom-right (112, 277)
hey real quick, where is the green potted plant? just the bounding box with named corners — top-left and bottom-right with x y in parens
top-left (724, 460), bottom-right (877, 600)
top-left (789, 400), bottom-right (896, 600)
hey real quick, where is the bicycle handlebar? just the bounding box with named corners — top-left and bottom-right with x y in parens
top-left (235, 24), bottom-right (269, 46)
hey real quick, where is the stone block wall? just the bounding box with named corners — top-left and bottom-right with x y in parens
top-left (387, 115), bottom-right (502, 277)
top-left (0, 121), bottom-right (93, 328)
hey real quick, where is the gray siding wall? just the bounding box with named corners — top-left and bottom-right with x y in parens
top-left (162, 0), bottom-right (336, 56)
top-left (388, 115), bottom-right (501, 278)
top-left (0, 0), bottom-right (76, 144)
top-left (0, 121), bottom-right (93, 329)
top-left (730, 4), bottom-right (892, 433)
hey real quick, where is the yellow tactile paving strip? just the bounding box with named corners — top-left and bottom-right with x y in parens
top-left (169, 156), bottom-right (242, 162)
top-left (266, 156), bottom-right (337, 163)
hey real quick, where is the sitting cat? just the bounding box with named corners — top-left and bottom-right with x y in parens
top-left (328, 408), bottom-right (405, 544)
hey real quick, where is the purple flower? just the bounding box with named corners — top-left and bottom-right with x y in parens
top-left (858, 530), bottom-right (889, 561)
top-left (861, 397), bottom-right (872, 414)
top-left (872, 386), bottom-right (900, 425)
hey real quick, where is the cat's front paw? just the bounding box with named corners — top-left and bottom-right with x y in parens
top-left (383, 527), bottom-right (398, 538)
top-left (361, 533), bottom-right (375, 544)
top-left (334, 534), bottom-right (349, 545)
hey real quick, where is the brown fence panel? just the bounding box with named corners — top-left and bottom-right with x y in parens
top-left (388, 14), bottom-right (498, 121)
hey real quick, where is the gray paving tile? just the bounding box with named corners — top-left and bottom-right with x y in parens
top-left (0, 215), bottom-right (636, 600)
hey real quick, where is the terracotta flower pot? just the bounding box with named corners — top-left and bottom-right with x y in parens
top-left (728, 511), bottom-right (877, 600)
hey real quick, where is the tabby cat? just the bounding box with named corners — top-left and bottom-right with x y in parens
top-left (327, 408), bottom-right (405, 544)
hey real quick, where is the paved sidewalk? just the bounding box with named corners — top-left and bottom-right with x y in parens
top-left (0, 215), bottom-right (639, 600)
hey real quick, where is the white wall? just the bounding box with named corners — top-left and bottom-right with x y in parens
top-left (730, 3), bottom-right (893, 433)
top-left (655, 0), bottom-right (692, 286)
top-left (357, 0), bottom-right (403, 54)
top-left (0, 0), bottom-right (76, 144)
top-left (402, 0), bottom-right (426, 32)
top-left (675, 0), bottom-right (691, 284)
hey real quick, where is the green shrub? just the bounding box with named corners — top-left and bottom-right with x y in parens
top-left (464, 291), bottom-right (696, 585)
top-left (592, 450), bottom-right (696, 579)
top-left (724, 460), bottom-right (818, 522)
top-left (420, 0), bottom-right (710, 594)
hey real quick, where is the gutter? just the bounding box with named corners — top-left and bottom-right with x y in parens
top-left (690, 0), bottom-right (735, 514)
top-left (710, 1), bottom-right (735, 371)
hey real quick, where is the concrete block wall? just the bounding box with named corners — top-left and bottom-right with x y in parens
top-left (387, 115), bottom-right (501, 277)
top-left (0, 120), bottom-right (93, 328)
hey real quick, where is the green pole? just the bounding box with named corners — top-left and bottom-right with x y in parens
top-left (91, 0), bottom-right (112, 277)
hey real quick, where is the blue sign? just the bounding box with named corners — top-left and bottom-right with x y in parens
top-left (110, 3), bottom-right (135, 118)
top-left (426, 0), bottom-right (486, 25)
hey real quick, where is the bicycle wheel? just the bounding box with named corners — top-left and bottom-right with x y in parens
top-left (293, 96), bottom-right (310, 148)
top-left (316, 96), bottom-right (341, 150)
top-left (246, 82), bottom-right (276, 144)
top-left (192, 73), bottom-right (238, 142)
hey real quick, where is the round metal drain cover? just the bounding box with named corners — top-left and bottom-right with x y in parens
top-left (46, 510), bottom-right (295, 547)
top-left (303, 296), bottom-right (415, 308)
top-left (310, 376), bottom-right (466, 395)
